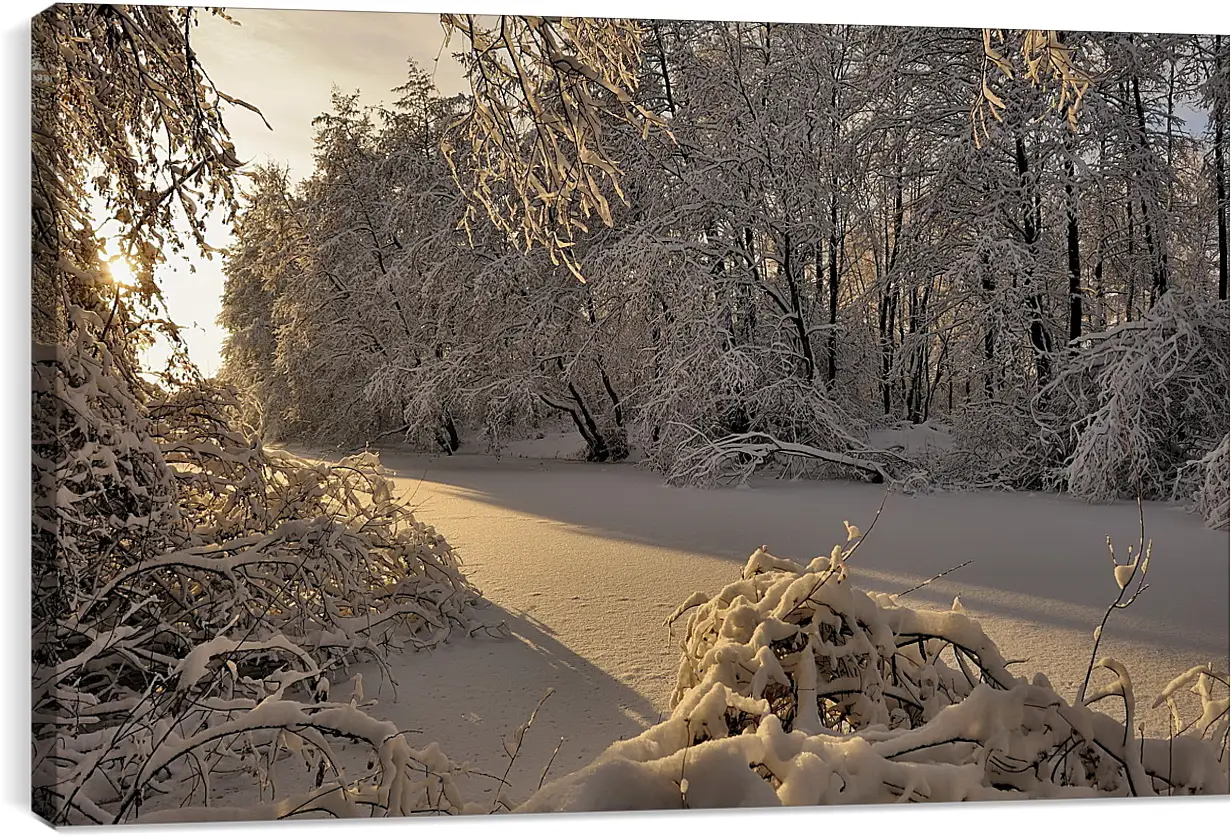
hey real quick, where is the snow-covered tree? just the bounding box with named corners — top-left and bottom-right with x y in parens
top-left (33, 8), bottom-right (483, 823)
top-left (219, 19), bottom-right (1228, 511)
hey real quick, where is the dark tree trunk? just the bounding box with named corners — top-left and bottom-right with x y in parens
top-left (1065, 158), bottom-right (1082, 342)
top-left (879, 170), bottom-right (903, 417)
top-left (906, 287), bottom-right (918, 422)
top-left (826, 53), bottom-right (845, 388)
top-left (1126, 198), bottom-right (1137, 322)
top-left (1131, 74), bottom-right (1169, 303)
top-left (906, 285), bottom-right (931, 425)
top-left (879, 286), bottom-right (895, 416)
top-left (567, 383), bottom-right (609, 462)
top-left (982, 255), bottom-right (995, 400)
top-left (781, 233), bottom-right (816, 381)
top-left (596, 359), bottom-right (628, 461)
top-left (1014, 135), bottom-right (1053, 386)
top-left (540, 388), bottom-right (610, 463)
top-left (827, 191), bottom-right (840, 386)
top-left (1094, 236), bottom-right (1106, 331)
top-left (651, 22), bottom-right (678, 119)
top-left (442, 412), bottom-right (459, 452)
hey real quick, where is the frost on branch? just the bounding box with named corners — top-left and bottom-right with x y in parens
top-left (32, 325), bottom-right (484, 823)
top-left (520, 535), bottom-right (1228, 811)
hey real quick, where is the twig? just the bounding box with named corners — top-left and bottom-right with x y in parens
top-left (491, 688), bottom-right (554, 811)
top-left (537, 737), bottom-right (565, 791)
top-left (1078, 496), bottom-right (1151, 704)
top-left (842, 488), bottom-right (889, 564)
top-left (896, 560), bottom-right (973, 598)
top-left (793, 491), bottom-right (890, 609)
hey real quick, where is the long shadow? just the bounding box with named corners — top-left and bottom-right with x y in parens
top-left (357, 447), bottom-right (1229, 657)
top-left (354, 599), bottom-right (661, 802)
top-left (852, 567), bottom-right (1227, 664)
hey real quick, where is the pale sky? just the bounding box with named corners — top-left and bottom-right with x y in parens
top-left (149, 5), bottom-right (468, 376)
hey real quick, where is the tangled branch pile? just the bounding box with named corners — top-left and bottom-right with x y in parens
top-left (32, 319), bottom-right (486, 824)
top-left (665, 428), bottom-right (892, 487)
top-left (519, 534), bottom-right (1228, 811)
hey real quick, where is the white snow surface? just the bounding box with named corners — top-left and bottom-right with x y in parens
top-left (866, 419), bottom-right (954, 458)
top-left (496, 430), bottom-right (589, 460)
top-left (298, 445), bottom-right (1228, 807)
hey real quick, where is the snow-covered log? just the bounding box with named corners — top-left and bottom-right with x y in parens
top-left (666, 428), bottom-right (893, 487)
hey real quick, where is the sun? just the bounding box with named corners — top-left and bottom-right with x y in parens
top-left (106, 256), bottom-right (139, 290)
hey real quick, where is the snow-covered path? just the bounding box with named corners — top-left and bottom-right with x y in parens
top-left (329, 448), bottom-right (1228, 807)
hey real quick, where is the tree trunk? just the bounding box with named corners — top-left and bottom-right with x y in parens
top-left (1126, 198), bottom-right (1137, 322)
top-left (825, 50), bottom-right (845, 388)
top-left (827, 189), bottom-right (840, 386)
top-left (1131, 73), bottom-right (1169, 303)
top-left (651, 22), bottom-right (679, 119)
top-left (1093, 236), bottom-right (1106, 331)
top-left (1014, 134), bottom-right (1053, 386)
top-left (879, 170), bottom-right (903, 417)
top-left (1065, 157), bottom-right (1082, 342)
top-left (782, 232), bottom-right (816, 380)
top-left (982, 255), bottom-right (995, 400)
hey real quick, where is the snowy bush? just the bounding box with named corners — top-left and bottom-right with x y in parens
top-left (32, 311), bottom-right (183, 632)
top-left (941, 398), bottom-right (1060, 491)
top-left (1180, 433), bottom-right (1230, 530)
top-left (1042, 291), bottom-right (1229, 503)
top-left (32, 325), bottom-right (487, 824)
top-left (519, 534), bottom-right (1228, 811)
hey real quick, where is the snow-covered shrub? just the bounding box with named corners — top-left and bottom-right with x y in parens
top-left (146, 384), bottom-right (483, 656)
top-left (32, 328), bottom-right (486, 824)
top-left (940, 397), bottom-right (1060, 491)
top-left (1179, 433), bottom-right (1230, 530)
top-left (34, 627), bottom-right (476, 824)
top-left (1043, 291), bottom-right (1229, 503)
top-left (32, 309), bottom-right (184, 656)
top-left (518, 535), bottom-right (1228, 811)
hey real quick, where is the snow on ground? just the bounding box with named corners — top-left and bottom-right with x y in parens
top-left (867, 419), bottom-right (955, 458)
top-left (497, 430), bottom-right (588, 460)
top-left (303, 446), bottom-right (1228, 808)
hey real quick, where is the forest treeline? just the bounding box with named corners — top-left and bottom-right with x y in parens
top-left (220, 23), bottom-right (1229, 519)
